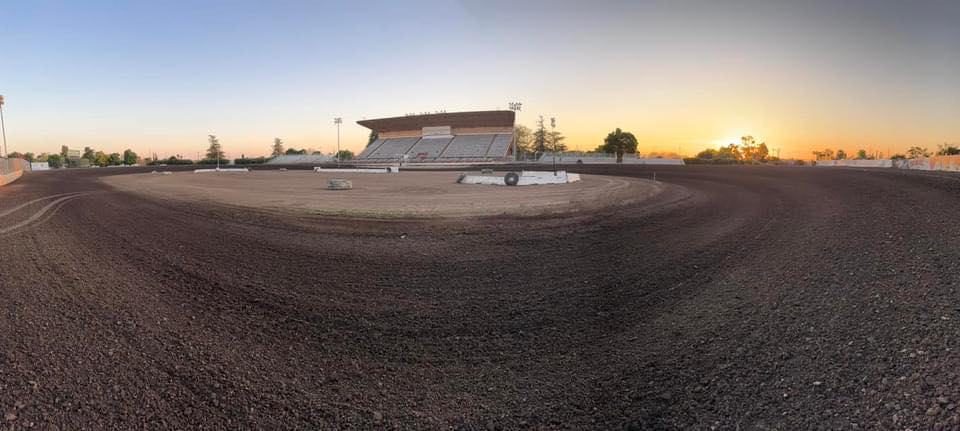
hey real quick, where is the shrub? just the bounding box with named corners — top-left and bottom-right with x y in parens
top-left (234, 157), bottom-right (269, 165)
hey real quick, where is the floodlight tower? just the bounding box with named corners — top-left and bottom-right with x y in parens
top-left (0, 95), bottom-right (7, 157)
top-left (508, 102), bottom-right (522, 161)
top-left (334, 117), bottom-right (342, 168)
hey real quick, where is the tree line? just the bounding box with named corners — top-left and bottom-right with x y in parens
top-left (813, 143), bottom-right (959, 161)
top-left (6, 147), bottom-right (138, 168)
top-left (690, 136), bottom-right (776, 164)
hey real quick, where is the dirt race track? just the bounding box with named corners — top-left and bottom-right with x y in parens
top-left (102, 171), bottom-right (662, 218)
top-left (2, 165), bottom-right (960, 430)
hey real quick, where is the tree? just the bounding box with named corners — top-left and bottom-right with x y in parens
top-left (367, 130), bottom-right (379, 146)
top-left (6, 151), bottom-right (23, 159)
top-left (740, 136), bottom-right (757, 160)
top-left (907, 146), bottom-right (930, 159)
top-left (598, 128), bottom-right (639, 161)
top-left (514, 125), bottom-right (532, 155)
top-left (284, 148), bottom-right (307, 155)
top-left (82, 147), bottom-right (96, 162)
top-left (271, 138), bottom-right (285, 157)
top-left (335, 150), bottom-right (354, 160)
top-left (206, 135), bottom-right (225, 160)
top-left (532, 116), bottom-right (549, 155)
top-left (108, 152), bottom-right (122, 166)
top-left (937, 143), bottom-right (960, 156)
top-left (93, 151), bottom-right (110, 167)
top-left (757, 142), bottom-right (770, 161)
top-left (719, 144), bottom-right (742, 161)
top-left (836, 149), bottom-right (847, 160)
top-left (549, 130), bottom-right (567, 153)
top-left (891, 154), bottom-right (907, 160)
top-left (123, 149), bottom-right (138, 165)
top-left (696, 148), bottom-right (718, 159)
top-left (854, 149), bottom-right (872, 160)
top-left (47, 154), bottom-right (63, 168)
top-left (23, 152), bottom-right (35, 162)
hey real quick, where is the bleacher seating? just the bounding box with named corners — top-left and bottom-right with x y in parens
top-left (354, 133), bottom-right (514, 163)
top-left (366, 137), bottom-right (421, 160)
top-left (405, 136), bottom-right (453, 161)
top-left (439, 134), bottom-right (496, 159)
top-left (357, 139), bottom-right (386, 159)
top-left (485, 134), bottom-right (512, 158)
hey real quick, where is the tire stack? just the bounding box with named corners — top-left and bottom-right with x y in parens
top-left (327, 179), bottom-right (353, 190)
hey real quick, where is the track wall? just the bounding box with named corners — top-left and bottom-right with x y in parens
top-left (0, 157), bottom-right (30, 187)
top-left (895, 155), bottom-right (960, 172)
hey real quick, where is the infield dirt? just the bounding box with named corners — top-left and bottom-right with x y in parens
top-left (102, 170), bottom-right (663, 217)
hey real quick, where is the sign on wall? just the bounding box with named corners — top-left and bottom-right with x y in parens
top-left (422, 126), bottom-right (452, 136)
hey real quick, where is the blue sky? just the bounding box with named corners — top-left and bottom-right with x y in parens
top-left (1, 0), bottom-right (958, 159)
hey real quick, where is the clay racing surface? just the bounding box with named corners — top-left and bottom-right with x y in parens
top-left (2, 165), bottom-right (960, 429)
top-left (102, 170), bottom-right (662, 217)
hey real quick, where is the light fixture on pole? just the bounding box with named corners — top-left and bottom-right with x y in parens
top-left (334, 117), bottom-right (342, 168)
top-left (508, 102), bottom-right (521, 162)
top-left (0, 95), bottom-right (7, 158)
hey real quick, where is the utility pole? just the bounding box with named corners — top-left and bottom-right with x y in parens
top-left (508, 102), bottom-right (522, 162)
top-left (334, 117), bottom-right (342, 168)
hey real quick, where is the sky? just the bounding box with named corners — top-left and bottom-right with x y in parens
top-left (0, 0), bottom-right (957, 160)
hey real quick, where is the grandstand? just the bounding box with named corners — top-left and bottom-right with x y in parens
top-left (356, 111), bottom-right (515, 163)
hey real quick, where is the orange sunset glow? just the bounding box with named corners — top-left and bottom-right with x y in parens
top-left (1, 1), bottom-right (956, 160)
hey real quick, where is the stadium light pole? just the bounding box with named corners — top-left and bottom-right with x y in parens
top-left (0, 95), bottom-right (7, 158)
top-left (334, 117), bottom-right (342, 168)
top-left (508, 101), bottom-right (521, 162)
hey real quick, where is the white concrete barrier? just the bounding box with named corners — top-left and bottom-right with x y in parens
top-left (460, 170), bottom-right (580, 186)
top-left (0, 157), bottom-right (29, 187)
top-left (897, 156), bottom-right (960, 172)
top-left (815, 160), bottom-right (893, 168)
top-left (0, 170), bottom-right (22, 186)
top-left (193, 168), bottom-right (250, 173)
top-left (536, 153), bottom-right (685, 165)
top-left (314, 166), bottom-right (400, 174)
top-left (30, 162), bottom-right (50, 171)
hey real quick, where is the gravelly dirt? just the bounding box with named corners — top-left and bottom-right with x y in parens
top-left (2, 164), bottom-right (960, 430)
top-left (101, 170), bottom-right (662, 218)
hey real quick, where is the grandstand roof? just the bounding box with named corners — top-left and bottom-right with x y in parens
top-left (357, 110), bottom-right (515, 132)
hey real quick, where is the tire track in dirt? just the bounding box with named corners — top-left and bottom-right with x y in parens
top-left (0, 192), bottom-right (91, 236)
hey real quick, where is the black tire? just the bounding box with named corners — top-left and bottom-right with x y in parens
top-left (576, 159), bottom-right (583, 164)
top-left (504, 172), bottom-right (520, 186)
